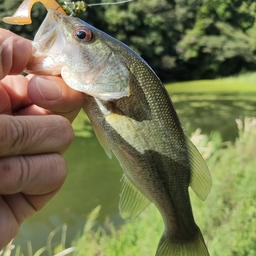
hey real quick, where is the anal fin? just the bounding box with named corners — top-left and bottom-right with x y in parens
top-left (119, 175), bottom-right (151, 220)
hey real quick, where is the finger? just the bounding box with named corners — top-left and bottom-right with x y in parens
top-left (0, 191), bottom-right (57, 249)
top-left (0, 75), bottom-right (32, 114)
top-left (16, 104), bottom-right (50, 116)
top-left (0, 195), bottom-right (19, 250)
top-left (0, 115), bottom-right (74, 157)
top-left (0, 82), bottom-right (11, 114)
top-left (28, 76), bottom-right (85, 122)
top-left (0, 75), bottom-right (51, 115)
top-left (0, 153), bottom-right (67, 250)
top-left (0, 153), bottom-right (67, 197)
top-left (0, 29), bottom-right (32, 79)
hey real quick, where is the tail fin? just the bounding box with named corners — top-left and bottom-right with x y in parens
top-left (155, 230), bottom-right (210, 256)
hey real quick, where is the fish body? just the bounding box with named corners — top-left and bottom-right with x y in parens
top-left (26, 9), bottom-right (211, 256)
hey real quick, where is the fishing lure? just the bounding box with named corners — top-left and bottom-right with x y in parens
top-left (2, 0), bottom-right (66, 25)
top-left (2, 0), bottom-right (133, 24)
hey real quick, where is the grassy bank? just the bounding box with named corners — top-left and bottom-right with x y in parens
top-left (166, 72), bottom-right (256, 93)
top-left (2, 117), bottom-right (256, 256)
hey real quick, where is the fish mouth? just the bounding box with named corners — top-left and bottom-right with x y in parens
top-left (33, 8), bottom-right (63, 52)
top-left (26, 9), bottom-right (66, 74)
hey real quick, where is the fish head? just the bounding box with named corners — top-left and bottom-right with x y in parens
top-left (26, 8), bottom-right (130, 100)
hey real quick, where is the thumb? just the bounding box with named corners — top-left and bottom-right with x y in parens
top-left (28, 75), bottom-right (85, 122)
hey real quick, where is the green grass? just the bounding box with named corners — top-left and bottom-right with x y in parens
top-left (166, 72), bottom-right (256, 93)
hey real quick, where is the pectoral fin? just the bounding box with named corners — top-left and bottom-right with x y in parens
top-left (119, 175), bottom-right (151, 220)
top-left (186, 136), bottom-right (212, 200)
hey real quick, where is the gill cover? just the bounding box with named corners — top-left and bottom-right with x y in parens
top-left (61, 52), bottom-right (130, 101)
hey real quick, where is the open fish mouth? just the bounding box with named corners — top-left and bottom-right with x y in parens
top-left (26, 9), bottom-right (66, 74)
top-left (33, 8), bottom-right (63, 53)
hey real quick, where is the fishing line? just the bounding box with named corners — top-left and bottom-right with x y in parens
top-left (63, 0), bottom-right (133, 16)
top-left (88, 0), bottom-right (133, 7)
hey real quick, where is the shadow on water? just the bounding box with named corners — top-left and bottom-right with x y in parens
top-left (13, 92), bottom-right (256, 253)
top-left (172, 93), bottom-right (256, 141)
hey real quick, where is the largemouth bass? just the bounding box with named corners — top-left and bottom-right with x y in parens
top-left (26, 9), bottom-right (211, 256)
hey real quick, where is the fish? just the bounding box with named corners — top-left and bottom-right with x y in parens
top-left (25, 8), bottom-right (212, 256)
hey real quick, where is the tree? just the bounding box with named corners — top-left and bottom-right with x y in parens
top-left (177, 0), bottom-right (256, 78)
top-left (1, 0), bottom-right (256, 81)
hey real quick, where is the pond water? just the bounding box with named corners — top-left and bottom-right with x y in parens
top-left (13, 92), bottom-right (256, 254)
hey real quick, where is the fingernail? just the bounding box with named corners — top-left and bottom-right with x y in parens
top-left (35, 77), bottom-right (61, 100)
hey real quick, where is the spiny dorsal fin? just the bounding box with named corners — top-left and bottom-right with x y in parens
top-left (186, 136), bottom-right (212, 200)
top-left (119, 175), bottom-right (151, 220)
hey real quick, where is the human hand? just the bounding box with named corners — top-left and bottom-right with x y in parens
top-left (0, 29), bottom-right (84, 249)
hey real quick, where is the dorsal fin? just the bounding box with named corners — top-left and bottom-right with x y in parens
top-left (186, 136), bottom-right (212, 200)
top-left (119, 175), bottom-right (151, 220)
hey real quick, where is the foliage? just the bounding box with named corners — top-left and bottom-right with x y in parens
top-left (1, 0), bottom-right (256, 81)
top-left (201, 117), bottom-right (256, 255)
top-left (177, 0), bottom-right (256, 79)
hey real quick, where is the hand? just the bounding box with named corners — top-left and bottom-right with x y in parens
top-left (0, 29), bottom-right (85, 249)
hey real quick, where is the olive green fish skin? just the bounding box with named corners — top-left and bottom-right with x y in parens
top-left (78, 21), bottom-right (197, 238)
top-left (27, 9), bottom-right (210, 255)
top-left (83, 64), bottom-right (198, 238)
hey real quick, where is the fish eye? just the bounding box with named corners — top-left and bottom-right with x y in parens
top-left (74, 27), bottom-right (93, 42)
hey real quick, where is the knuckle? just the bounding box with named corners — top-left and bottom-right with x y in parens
top-left (0, 116), bottom-right (24, 155)
top-left (18, 156), bottom-right (30, 189)
top-left (9, 118), bottom-right (28, 155)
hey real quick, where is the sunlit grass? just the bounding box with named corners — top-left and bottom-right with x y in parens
top-left (165, 72), bottom-right (256, 93)
top-left (0, 225), bottom-right (76, 256)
